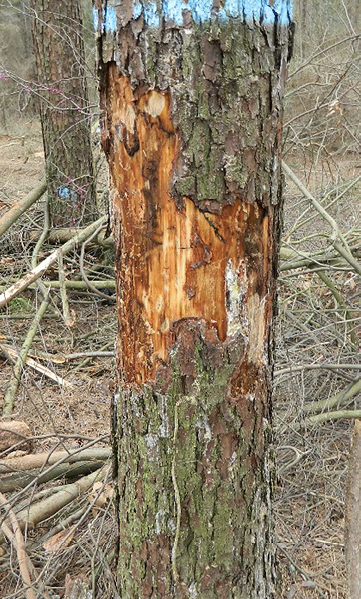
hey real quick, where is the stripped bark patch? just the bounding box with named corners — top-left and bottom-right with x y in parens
top-left (105, 66), bottom-right (273, 385)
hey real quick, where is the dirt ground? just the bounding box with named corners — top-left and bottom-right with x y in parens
top-left (0, 121), bottom-right (357, 598)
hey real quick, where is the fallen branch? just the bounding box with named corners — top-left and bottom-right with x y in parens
top-left (280, 244), bottom-right (361, 272)
top-left (0, 280), bottom-right (116, 292)
top-left (12, 465), bottom-right (108, 533)
top-left (28, 505), bottom-right (87, 553)
top-left (80, 223), bottom-right (116, 301)
top-left (345, 420), bottom-right (361, 599)
top-left (42, 279), bottom-right (115, 290)
top-left (60, 350), bottom-right (114, 360)
top-left (3, 293), bottom-right (50, 416)
top-left (304, 409), bottom-right (361, 426)
top-left (29, 227), bottom-right (113, 247)
top-left (275, 363), bottom-right (361, 377)
top-left (304, 379), bottom-right (361, 415)
top-left (282, 161), bottom-right (361, 275)
top-left (0, 215), bottom-right (107, 310)
top-left (0, 178), bottom-right (47, 239)
top-left (1, 345), bottom-right (74, 388)
top-left (0, 447), bottom-right (110, 474)
top-left (58, 251), bottom-right (74, 326)
top-left (317, 270), bottom-right (357, 347)
top-left (0, 460), bottom-right (105, 494)
top-left (72, 340), bottom-right (114, 373)
top-left (24, 349), bottom-right (114, 363)
top-left (0, 492), bottom-right (37, 599)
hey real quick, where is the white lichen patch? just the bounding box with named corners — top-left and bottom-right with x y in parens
top-left (229, 451), bottom-right (237, 469)
top-left (155, 509), bottom-right (166, 534)
top-left (196, 416), bottom-right (212, 442)
top-left (159, 394), bottom-right (170, 438)
top-left (130, 391), bottom-right (141, 418)
top-left (145, 433), bottom-right (159, 462)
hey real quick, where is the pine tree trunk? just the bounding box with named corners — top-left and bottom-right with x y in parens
top-left (300, 0), bottom-right (308, 59)
top-left (31, 0), bottom-right (96, 227)
top-left (96, 2), bottom-right (293, 596)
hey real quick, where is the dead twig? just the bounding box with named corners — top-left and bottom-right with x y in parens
top-left (0, 215), bottom-right (107, 309)
top-left (58, 251), bottom-right (74, 327)
top-left (3, 292), bottom-right (50, 416)
top-left (0, 178), bottom-right (46, 238)
top-left (345, 420), bottom-right (361, 598)
top-left (79, 223), bottom-right (116, 301)
top-left (1, 344), bottom-right (74, 388)
top-left (282, 161), bottom-right (361, 275)
top-left (0, 492), bottom-right (37, 599)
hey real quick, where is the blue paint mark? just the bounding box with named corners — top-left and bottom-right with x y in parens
top-left (224, 0), bottom-right (242, 19)
top-left (58, 186), bottom-right (78, 201)
top-left (161, 1), bottom-right (186, 25)
top-left (92, 7), bottom-right (99, 30)
top-left (104, 6), bottom-right (117, 32)
top-left (58, 186), bottom-right (70, 199)
top-left (244, 0), bottom-right (254, 20)
top-left (273, 0), bottom-right (292, 25)
top-left (144, 2), bottom-right (160, 27)
top-left (96, 1), bottom-right (293, 30)
top-left (93, 4), bottom-right (117, 34)
top-left (187, 0), bottom-right (214, 24)
top-left (262, 3), bottom-right (275, 24)
top-left (133, 2), bottom-right (143, 20)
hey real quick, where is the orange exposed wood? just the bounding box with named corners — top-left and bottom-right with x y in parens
top-left (105, 65), bottom-right (272, 385)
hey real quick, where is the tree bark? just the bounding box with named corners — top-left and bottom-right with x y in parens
top-left (30, 0), bottom-right (96, 227)
top-left (300, 0), bottom-right (307, 58)
top-left (96, 2), bottom-right (293, 597)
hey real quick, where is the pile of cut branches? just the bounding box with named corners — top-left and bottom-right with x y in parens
top-left (0, 428), bottom-right (115, 598)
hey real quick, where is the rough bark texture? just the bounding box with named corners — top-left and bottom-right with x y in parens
top-left (31, 0), bottom-right (96, 226)
top-left (96, 2), bottom-right (293, 597)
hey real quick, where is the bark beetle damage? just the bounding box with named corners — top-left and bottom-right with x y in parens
top-left (104, 64), bottom-right (274, 387)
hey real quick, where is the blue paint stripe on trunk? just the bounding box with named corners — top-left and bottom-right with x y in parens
top-left (93, 5), bottom-right (117, 32)
top-left (93, 7), bottom-right (99, 30)
top-left (94, 1), bottom-right (293, 30)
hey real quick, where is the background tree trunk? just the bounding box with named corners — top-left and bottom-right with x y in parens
top-left (31, 0), bottom-right (96, 226)
top-left (96, 2), bottom-right (293, 596)
top-left (300, 0), bottom-right (308, 59)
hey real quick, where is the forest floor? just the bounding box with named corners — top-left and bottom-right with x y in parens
top-left (0, 122), bottom-right (358, 598)
top-left (0, 124), bottom-right (112, 445)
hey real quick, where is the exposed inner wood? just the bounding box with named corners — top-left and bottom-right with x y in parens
top-left (105, 65), bottom-right (272, 385)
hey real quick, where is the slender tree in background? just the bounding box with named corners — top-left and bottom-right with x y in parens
top-left (300, 0), bottom-right (307, 58)
top-left (31, 0), bottom-right (96, 226)
top-left (96, 1), bottom-right (293, 596)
